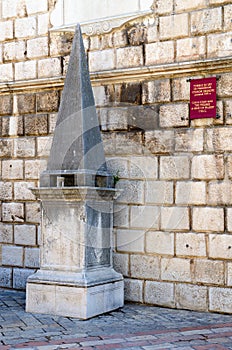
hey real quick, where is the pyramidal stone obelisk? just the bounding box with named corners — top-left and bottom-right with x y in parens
top-left (26, 25), bottom-right (124, 319)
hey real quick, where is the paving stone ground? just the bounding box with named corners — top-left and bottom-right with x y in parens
top-left (1, 289), bottom-right (232, 349)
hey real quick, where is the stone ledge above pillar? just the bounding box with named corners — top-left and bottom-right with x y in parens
top-left (50, 0), bottom-right (154, 35)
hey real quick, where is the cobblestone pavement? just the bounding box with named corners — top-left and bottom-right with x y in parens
top-left (1, 289), bottom-right (232, 349)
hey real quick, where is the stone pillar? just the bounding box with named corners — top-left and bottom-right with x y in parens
top-left (26, 24), bottom-right (124, 319)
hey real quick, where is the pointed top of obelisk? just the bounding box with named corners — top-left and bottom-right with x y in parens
top-left (55, 23), bottom-right (95, 127)
top-left (41, 24), bottom-right (111, 188)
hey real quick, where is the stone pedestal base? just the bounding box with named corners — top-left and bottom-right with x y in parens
top-left (26, 279), bottom-right (124, 319)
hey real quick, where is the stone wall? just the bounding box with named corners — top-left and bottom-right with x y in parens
top-left (0, 0), bottom-right (232, 313)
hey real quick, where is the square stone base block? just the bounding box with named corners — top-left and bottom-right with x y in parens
top-left (26, 280), bottom-right (124, 319)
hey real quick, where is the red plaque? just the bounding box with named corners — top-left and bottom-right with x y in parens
top-left (190, 77), bottom-right (217, 120)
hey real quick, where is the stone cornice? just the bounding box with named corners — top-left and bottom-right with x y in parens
top-left (50, 10), bottom-right (153, 36)
top-left (0, 57), bottom-right (231, 93)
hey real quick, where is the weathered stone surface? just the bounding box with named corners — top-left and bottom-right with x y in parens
top-left (100, 107), bottom-right (128, 131)
top-left (207, 33), bottom-right (232, 58)
top-left (14, 182), bottom-right (36, 200)
top-left (0, 223), bottom-right (13, 243)
top-left (124, 278), bottom-right (143, 302)
top-left (129, 156), bottom-right (158, 179)
top-left (36, 91), bottom-right (60, 113)
top-left (146, 231), bottom-right (174, 255)
top-left (14, 225), bottom-right (37, 246)
top-left (116, 180), bottom-right (144, 204)
top-left (146, 181), bottom-right (173, 205)
top-left (224, 4), bottom-right (232, 31)
top-left (194, 259), bottom-right (224, 285)
top-left (2, 246), bottom-right (23, 266)
top-left (176, 37), bottom-right (206, 62)
top-left (130, 255), bottom-right (160, 279)
top-left (89, 49), bottom-right (115, 71)
top-left (205, 128), bottom-right (232, 152)
top-left (175, 284), bottom-right (207, 311)
top-left (142, 80), bottom-right (171, 104)
top-left (38, 58), bottom-right (61, 78)
top-left (14, 138), bottom-right (36, 158)
top-left (217, 73), bottom-right (232, 97)
top-left (161, 207), bottom-right (190, 231)
top-left (160, 13), bottom-right (188, 39)
top-left (25, 159), bottom-right (47, 179)
top-left (144, 281), bottom-right (175, 307)
top-left (116, 229), bottom-right (144, 252)
top-left (145, 130), bottom-right (174, 154)
top-left (209, 234), bottom-right (232, 259)
top-left (50, 32), bottom-right (74, 56)
top-left (126, 24), bottom-right (147, 46)
top-left (15, 61), bottom-right (36, 80)
top-left (0, 63), bottom-right (13, 81)
top-left (227, 262), bottom-right (232, 286)
top-left (25, 202), bottom-right (40, 223)
top-left (176, 232), bottom-right (206, 257)
top-left (146, 41), bottom-right (174, 65)
top-left (160, 156), bottom-right (190, 180)
top-left (0, 181), bottom-right (12, 200)
top-left (191, 8), bottom-right (222, 35)
top-left (116, 46), bottom-right (143, 69)
top-left (120, 83), bottom-right (142, 104)
top-left (15, 17), bottom-right (36, 38)
top-left (27, 280), bottom-right (124, 318)
top-left (38, 13), bottom-right (49, 35)
top-left (3, 41), bottom-right (25, 61)
top-left (2, 202), bottom-right (24, 222)
top-left (161, 257), bottom-right (192, 282)
top-left (25, 0), bottom-right (48, 14)
top-left (36, 136), bottom-right (52, 157)
top-left (175, 0), bottom-right (207, 12)
top-left (2, 116), bottom-right (23, 136)
top-left (113, 204), bottom-right (129, 228)
top-left (172, 78), bottom-right (190, 101)
top-left (115, 132), bottom-right (143, 155)
top-left (193, 208), bottom-right (224, 232)
top-left (0, 95), bottom-right (12, 115)
top-left (227, 208), bottom-right (232, 232)
top-left (0, 267), bottom-right (12, 288)
top-left (13, 268), bottom-right (36, 290)
top-left (25, 248), bottom-right (40, 268)
top-left (208, 181), bottom-right (232, 205)
top-left (24, 114), bottom-right (48, 135)
top-left (2, 160), bottom-right (24, 179)
top-left (0, 139), bottom-right (13, 157)
top-left (155, 0), bottom-right (173, 14)
top-left (175, 129), bottom-right (204, 152)
top-left (127, 106), bottom-right (159, 131)
top-left (225, 100), bottom-right (232, 125)
top-left (130, 205), bottom-right (159, 229)
top-left (113, 253), bottom-right (129, 276)
top-left (147, 23), bottom-right (158, 43)
top-left (209, 287), bottom-right (232, 313)
top-left (48, 113), bottom-right (57, 133)
top-left (17, 94), bottom-right (36, 114)
top-left (175, 181), bottom-right (206, 205)
top-left (192, 155), bottom-right (224, 180)
top-left (0, 20), bottom-right (13, 41)
top-left (159, 103), bottom-right (189, 128)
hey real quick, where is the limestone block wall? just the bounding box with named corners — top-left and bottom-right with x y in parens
top-left (0, 0), bottom-right (232, 313)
